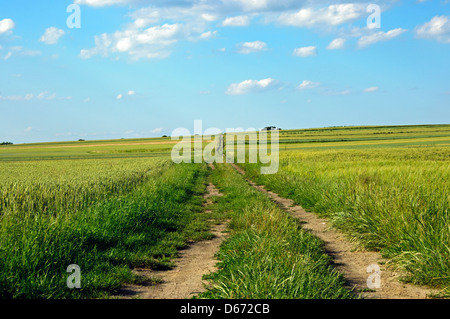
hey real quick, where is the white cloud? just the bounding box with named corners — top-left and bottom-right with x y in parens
top-left (327, 38), bottom-right (346, 50)
top-left (3, 51), bottom-right (12, 60)
top-left (277, 4), bottom-right (366, 28)
top-left (201, 13), bottom-right (218, 22)
top-left (116, 91), bottom-right (136, 99)
top-left (76, 1), bottom-right (396, 60)
top-left (198, 30), bottom-right (217, 40)
top-left (152, 127), bottom-right (163, 133)
top-left (81, 23), bottom-right (193, 60)
top-left (0, 18), bottom-right (15, 34)
top-left (226, 78), bottom-right (279, 95)
top-left (24, 93), bottom-right (34, 100)
top-left (74, 0), bottom-right (130, 6)
top-left (321, 89), bottom-right (352, 96)
top-left (228, 0), bottom-right (270, 11)
top-left (0, 92), bottom-right (57, 101)
top-left (2, 46), bottom-right (41, 60)
top-left (415, 16), bottom-right (450, 43)
top-left (222, 15), bottom-right (250, 27)
top-left (25, 126), bottom-right (33, 133)
top-left (363, 86), bottom-right (379, 93)
top-left (37, 91), bottom-right (56, 100)
top-left (73, 0), bottom-right (305, 12)
top-left (358, 28), bottom-right (407, 48)
top-left (293, 46), bottom-right (317, 57)
top-left (10, 46), bottom-right (42, 57)
top-left (40, 27), bottom-right (65, 45)
top-left (236, 41), bottom-right (268, 54)
top-left (297, 80), bottom-right (320, 90)
top-left (0, 94), bottom-right (25, 101)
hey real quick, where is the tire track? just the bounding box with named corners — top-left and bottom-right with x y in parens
top-left (230, 163), bottom-right (439, 299)
top-left (116, 172), bottom-right (227, 299)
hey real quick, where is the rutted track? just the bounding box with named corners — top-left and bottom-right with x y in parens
top-left (117, 173), bottom-right (227, 299)
top-left (230, 163), bottom-right (439, 299)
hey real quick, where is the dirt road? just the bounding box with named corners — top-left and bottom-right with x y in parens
top-left (230, 163), bottom-right (439, 299)
top-left (117, 177), bottom-right (227, 299)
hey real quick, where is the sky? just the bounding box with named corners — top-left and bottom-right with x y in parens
top-left (0, 0), bottom-right (449, 143)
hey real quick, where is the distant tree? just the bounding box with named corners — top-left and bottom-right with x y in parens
top-left (162, 135), bottom-right (168, 138)
top-left (78, 139), bottom-right (85, 141)
top-left (262, 126), bottom-right (277, 131)
top-left (0, 141), bottom-right (13, 145)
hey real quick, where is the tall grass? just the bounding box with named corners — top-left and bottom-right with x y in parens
top-left (199, 163), bottom-right (356, 299)
top-left (241, 146), bottom-right (450, 295)
top-left (0, 158), bottom-right (169, 217)
top-left (0, 160), bottom-right (210, 298)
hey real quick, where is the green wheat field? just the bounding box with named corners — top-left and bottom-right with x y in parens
top-left (0, 124), bottom-right (449, 298)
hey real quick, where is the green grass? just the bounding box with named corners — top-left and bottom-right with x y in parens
top-left (0, 161), bottom-right (212, 298)
top-left (238, 143), bottom-right (449, 296)
top-left (1, 124), bottom-right (448, 299)
top-left (197, 163), bottom-right (356, 299)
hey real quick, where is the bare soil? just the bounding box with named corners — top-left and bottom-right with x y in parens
top-left (230, 163), bottom-right (440, 299)
top-left (116, 179), bottom-right (227, 299)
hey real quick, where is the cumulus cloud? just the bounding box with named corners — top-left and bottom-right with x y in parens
top-left (81, 22), bottom-right (202, 60)
top-left (40, 27), bottom-right (66, 44)
top-left (0, 94), bottom-right (29, 101)
top-left (322, 89), bottom-right (352, 96)
top-left (236, 41), bottom-right (268, 54)
top-left (37, 91), bottom-right (57, 100)
top-left (76, 1), bottom-right (397, 60)
top-left (358, 28), bottom-right (407, 48)
top-left (116, 91), bottom-right (136, 99)
top-left (276, 4), bottom-right (367, 28)
top-left (415, 16), bottom-right (450, 43)
top-left (222, 15), bottom-right (250, 27)
top-left (0, 91), bottom-right (56, 101)
top-left (327, 38), bottom-right (346, 50)
top-left (201, 13), bottom-right (218, 22)
top-left (297, 80), bottom-right (320, 90)
top-left (198, 30), bottom-right (217, 40)
top-left (293, 46), bottom-right (317, 57)
top-left (363, 86), bottom-right (379, 93)
top-left (0, 18), bottom-right (15, 34)
top-left (74, 0), bottom-right (131, 6)
top-left (226, 78), bottom-right (279, 95)
top-left (0, 45), bottom-right (42, 60)
top-left (3, 51), bottom-right (12, 60)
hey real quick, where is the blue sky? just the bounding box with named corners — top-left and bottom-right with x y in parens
top-left (0, 0), bottom-right (449, 143)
